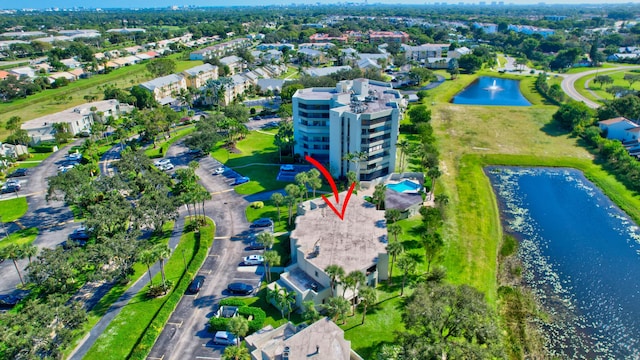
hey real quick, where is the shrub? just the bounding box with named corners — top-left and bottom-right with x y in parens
top-left (250, 201), bottom-right (264, 209)
top-left (32, 142), bottom-right (57, 153)
top-left (208, 317), bottom-right (230, 332)
top-left (238, 306), bottom-right (266, 333)
top-left (219, 299), bottom-right (247, 307)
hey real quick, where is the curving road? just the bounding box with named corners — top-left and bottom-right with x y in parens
top-left (560, 66), bottom-right (640, 109)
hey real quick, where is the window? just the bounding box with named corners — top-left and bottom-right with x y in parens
top-left (315, 271), bottom-right (318, 277)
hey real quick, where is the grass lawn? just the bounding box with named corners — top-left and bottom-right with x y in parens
top-left (0, 227), bottom-right (38, 248)
top-left (0, 197), bottom-right (28, 222)
top-left (143, 126), bottom-right (195, 158)
top-left (14, 162), bottom-right (41, 169)
top-left (246, 200), bottom-right (293, 234)
top-left (26, 152), bottom-right (55, 161)
top-left (83, 220), bottom-right (212, 360)
top-left (417, 74), bottom-right (593, 303)
top-left (341, 288), bottom-right (406, 360)
top-left (234, 165), bottom-right (288, 195)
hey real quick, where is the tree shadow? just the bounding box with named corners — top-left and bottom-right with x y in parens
top-left (539, 120), bottom-right (571, 137)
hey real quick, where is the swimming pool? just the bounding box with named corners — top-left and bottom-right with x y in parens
top-left (386, 180), bottom-right (421, 193)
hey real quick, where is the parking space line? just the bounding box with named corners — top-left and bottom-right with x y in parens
top-left (147, 356), bottom-right (164, 360)
top-left (167, 321), bottom-right (183, 328)
top-left (213, 236), bottom-right (230, 240)
top-left (196, 355), bottom-right (219, 359)
top-left (210, 189), bottom-right (234, 196)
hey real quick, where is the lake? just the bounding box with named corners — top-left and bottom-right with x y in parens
top-left (486, 167), bottom-right (640, 359)
top-left (451, 76), bottom-right (531, 106)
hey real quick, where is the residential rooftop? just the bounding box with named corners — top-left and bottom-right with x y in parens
top-left (140, 74), bottom-right (184, 91)
top-left (183, 63), bottom-right (216, 76)
top-left (21, 100), bottom-right (122, 130)
top-left (291, 193), bottom-right (387, 274)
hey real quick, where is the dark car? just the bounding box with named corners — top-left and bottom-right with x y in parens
top-left (232, 176), bottom-right (250, 186)
top-left (7, 168), bottom-right (27, 178)
top-left (69, 228), bottom-right (90, 242)
top-left (0, 295), bottom-right (22, 309)
top-left (59, 239), bottom-right (87, 250)
top-left (187, 149), bottom-right (206, 158)
top-left (247, 241), bottom-right (265, 250)
top-left (0, 183), bottom-right (21, 194)
top-left (227, 282), bottom-right (254, 295)
top-left (188, 275), bottom-right (205, 294)
top-left (250, 218), bottom-right (273, 228)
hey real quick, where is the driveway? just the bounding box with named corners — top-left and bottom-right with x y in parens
top-left (0, 140), bottom-right (83, 296)
top-left (147, 141), bottom-right (264, 360)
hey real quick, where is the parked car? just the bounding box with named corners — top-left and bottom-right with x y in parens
top-left (7, 168), bottom-right (27, 178)
top-left (247, 240), bottom-right (266, 250)
top-left (0, 295), bottom-right (22, 309)
top-left (59, 239), bottom-right (88, 249)
top-left (213, 331), bottom-right (237, 346)
top-left (187, 149), bottom-right (206, 158)
top-left (280, 164), bottom-right (295, 172)
top-left (58, 164), bottom-right (76, 173)
top-left (232, 176), bottom-right (250, 185)
top-left (1, 183), bottom-right (21, 194)
top-left (250, 218), bottom-right (274, 228)
top-left (154, 159), bottom-right (172, 167)
top-left (69, 227), bottom-right (90, 242)
top-left (213, 166), bottom-right (226, 175)
top-left (242, 254), bottom-right (264, 265)
top-left (67, 152), bottom-right (83, 161)
top-left (159, 163), bottom-right (174, 171)
top-left (188, 275), bottom-right (205, 294)
top-left (227, 282), bottom-right (254, 295)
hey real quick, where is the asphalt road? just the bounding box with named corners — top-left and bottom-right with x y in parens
top-left (0, 140), bottom-right (83, 296)
top-left (560, 65), bottom-right (640, 109)
top-left (147, 141), bottom-right (264, 360)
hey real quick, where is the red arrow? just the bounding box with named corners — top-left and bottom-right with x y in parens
top-left (305, 155), bottom-right (356, 220)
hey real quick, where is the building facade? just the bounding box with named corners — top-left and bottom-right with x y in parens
top-left (139, 74), bottom-right (187, 104)
top-left (182, 63), bottom-right (218, 88)
top-left (293, 78), bottom-right (404, 181)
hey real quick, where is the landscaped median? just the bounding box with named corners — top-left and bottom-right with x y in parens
top-left (83, 218), bottom-right (215, 360)
top-left (0, 197), bottom-right (28, 222)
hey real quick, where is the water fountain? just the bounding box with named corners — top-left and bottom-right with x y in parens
top-left (485, 79), bottom-right (502, 91)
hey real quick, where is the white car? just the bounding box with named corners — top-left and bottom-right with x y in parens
top-left (213, 166), bottom-right (225, 175)
top-left (58, 164), bottom-right (76, 173)
top-left (243, 254), bottom-right (264, 265)
top-left (159, 163), bottom-right (174, 171)
top-left (67, 152), bottom-right (82, 161)
top-left (154, 159), bottom-right (172, 167)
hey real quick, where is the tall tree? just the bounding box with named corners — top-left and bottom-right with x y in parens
top-left (222, 345), bottom-right (251, 360)
top-left (397, 255), bottom-right (417, 296)
top-left (322, 296), bottom-right (350, 324)
top-left (385, 208), bottom-right (402, 224)
top-left (302, 300), bottom-right (321, 322)
top-left (358, 286), bottom-right (377, 325)
top-left (307, 169), bottom-right (322, 198)
top-left (274, 120), bottom-right (294, 161)
top-left (1, 244), bottom-right (25, 285)
top-left (263, 250), bottom-right (280, 283)
top-left (396, 138), bottom-right (410, 172)
top-left (284, 183), bottom-right (301, 225)
top-left (398, 283), bottom-right (502, 359)
top-left (324, 264), bottom-right (345, 297)
top-left (343, 270), bottom-right (366, 315)
top-left (227, 316), bottom-right (249, 346)
top-left (20, 243), bottom-right (37, 265)
top-left (387, 223), bottom-right (402, 243)
top-left (154, 244), bottom-right (171, 290)
top-left (372, 183), bottom-right (386, 210)
top-left (421, 232), bottom-right (444, 273)
top-left (270, 192), bottom-right (284, 224)
top-left (386, 241), bottom-right (404, 284)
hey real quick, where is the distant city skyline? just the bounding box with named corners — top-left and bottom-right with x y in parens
top-left (1, 0), bottom-right (637, 10)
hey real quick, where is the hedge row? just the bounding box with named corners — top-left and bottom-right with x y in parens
top-left (127, 220), bottom-right (214, 360)
top-left (32, 143), bottom-right (58, 153)
top-left (219, 299), bottom-right (246, 307)
top-left (207, 306), bottom-right (266, 334)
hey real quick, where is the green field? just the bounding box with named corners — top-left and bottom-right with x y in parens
top-left (0, 227), bottom-right (38, 248)
top-left (0, 197), bottom-right (28, 222)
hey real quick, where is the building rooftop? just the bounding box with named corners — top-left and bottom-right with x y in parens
top-left (304, 65), bottom-right (350, 77)
top-left (183, 63), bottom-right (216, 76)
top-left (291, 193), bottom-right (387, 274)
top-left (140, 74), bottom-right (184, 91)
top-left (246, 318), bottom-right (353, 360)
top-left (21, 100), bottom-right (122, 130)
top-left (220, 55), bottom-right (242, 65)
top-left (598, 117), bottom-right (633, 126)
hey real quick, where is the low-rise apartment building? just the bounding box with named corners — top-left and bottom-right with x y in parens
top-left (139, 74), bottom-right (187, 104)
top-left (182, 63), bottom-right (218, 88)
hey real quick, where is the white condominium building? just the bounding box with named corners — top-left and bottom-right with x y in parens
top-left (293, 78), bottom-right (404, 181)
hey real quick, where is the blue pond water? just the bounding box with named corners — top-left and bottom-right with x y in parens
top-left (387, 180), bottom-right (421, 193)
top-left (486, 167), bottom-right (640, 359)
top-left (451, 76), bottom-right (531, 106)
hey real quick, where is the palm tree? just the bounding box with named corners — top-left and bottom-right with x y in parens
top-left (386, 241), bottom-right (404, 284)
top-left (302, 300), bottom-right (321, 322)
top-left (1, 244), bottom-right (25, 285)
top-left (324, 264), bottom-right (345, 297)
top-left (372, 184), bottom-right (386, 210)
top-left (227, 316), bottom-right (249, 347)
top-left (270, 192), bottom-right (284, 224)
top-left (387, 223), bottom-right (402, 243)
top-left (343, 151), bottom-right (368, 180)
top-left (343, 270), bottom-right (366, 315)
top-left (427, 166), bottom-right (442, 199)
top-left (385, 209), bottom-right (402, 224)
top-left (396, 138), bottom-right (410, 172)
top-left (20, 244), bottom-right (37, 265)
top-left (284, 183), bottom-right (301, 225)
top-left (263, 250), bottom-right (280, 283)
top-left (322, 296), bottom-right (350, 324)
top-left (295, 172), bottom-right (309, 200)
top-left (154, 244), bottom-right (171, 289)
top-left (256, 231), bottom-right (275, 250)
top-left (278, 287), bottom-right (296, 320)
top-left (358, 286), bottom-right (377, 325)
top-left (397, 255), bottom-right (417, 296)
top-left (307, 169), bottom-right (322, 198)
top-left (222, 344), bottom-right (251, 360)
top-left (139, 248), bottom-right (157, 286)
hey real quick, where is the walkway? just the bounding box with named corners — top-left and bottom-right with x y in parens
top-left (68, 215), bottom-right (187, 360)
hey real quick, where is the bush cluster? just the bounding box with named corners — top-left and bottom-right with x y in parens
top-left (207, 305), bottom-right (266, 334)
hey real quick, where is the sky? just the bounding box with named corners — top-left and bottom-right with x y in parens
top-left (3, 0), bottom-right (638, 9)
